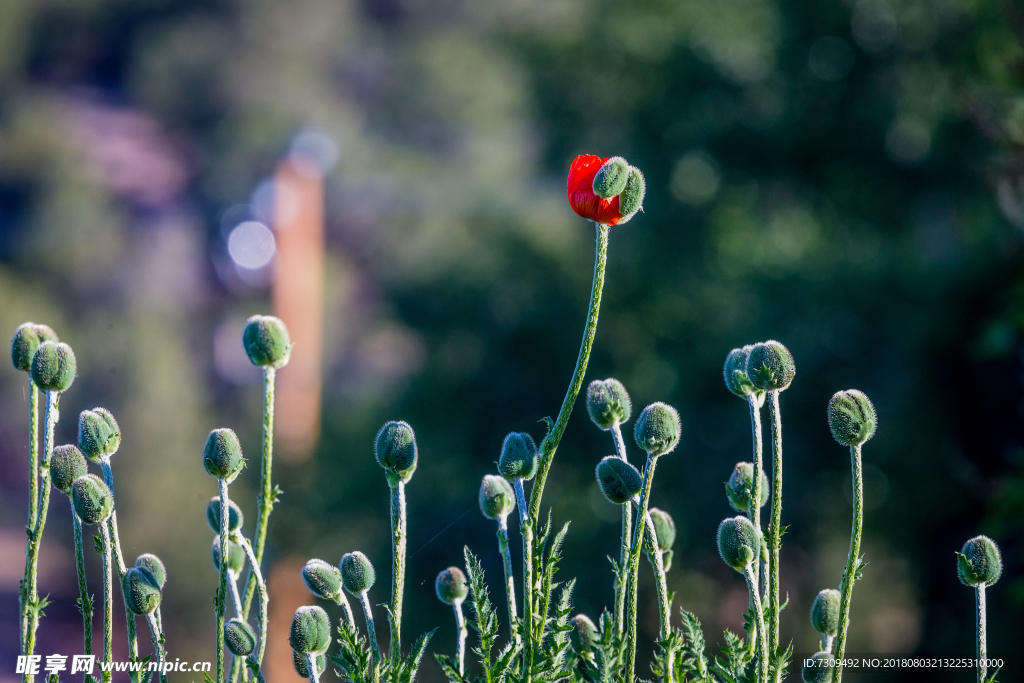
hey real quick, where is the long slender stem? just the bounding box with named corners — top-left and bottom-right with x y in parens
top-left (626, 453), bottom-right (659, 681)
top-left (453, 601), bottom-right (467, 675)
top-left (232, 533), bottom-right (269, 668)
top-left (145, 612), bottom-right (168, 683)
top-left (976, 585), bottom-right (986, 683)
top-left (747, 395), bottom-right (764, 587)
top-left (496, 514), bottom-right (520, 644)
top-left (611, 422), bottom-right (633, 637)
top-left (514, 479), bottom-right (534, 678)
top-left (529, 223), bottom-right (610, 523)
top-left (743, 564), bottom-right (768, 683)
top-left (334, 593), bottom-right (357, 630)
top-left (217, 479), bottom-right (230, 683)
top-left (359, 592), bottom-right (381, 664)
top-left (766, 390), bottom-right (783, 666)
top-left (643, 511), bottom-right (673, 682)
top-left (100, 524), bottom-right (114, 683)
top-left (229, 573), bottom-right (243, 616)
top-left (72, 508), bottom-right (93, 660)
top-left (389, 481), bottom-right (406, 661)
top-left (100, 459), bottom-right (140, 681)
top-left (23, 390), bottom-right (56, 680)
top-left (20, 379), bottom-right (40, 654)
top-left (305, 653), bottom-right (319, 683)
top-left (831, 444), bottom-right (863, 683)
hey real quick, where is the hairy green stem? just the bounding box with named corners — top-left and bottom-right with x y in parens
top-left (231, 533), bottom-right (269, 668)
top-left (453, 600), bottom-right (467, 675)
top-left (496, 514), bottom-right (520, 644)
top-left (743, 564), bottom-right (768, 683)
top-left (976, 585), bottom-right (987, 683)
top-left (746, 394), bottom-right (765, 660)
top-left (100, 524), bottom-right (113, 683)
top-left (626, 453), bottom-right (659, 681)
top-left (514, 479), bottom-right (534, 679)
top-left (145, 612), bottom-right (168, 683)
top-left (217, 478), bottom-right (230, 683)
top-left (334, 593), bottom-right (357, 630)
top-left (389, 481), bottom-right (406, 661)
top-left (643, 512), bottom-right (673, 682)
top-left (831, 444), bottom-right (863, 683)
top-left (766, 391), bottom-right (783, 666)
top-left (305, 653), bottom-right (320, 683)
top-left (20, 379), bottom-right (40, 654)
top-left (528, 222), bottom-right (610, 524)
top-left (229, 572), bottom-right (242, 616)
top-left (72, 509), bottom-right (93, 660)
top-left (245, 657), bottom-right (266, 683)
top-left (611, 422), bottom-right (633, 637)
top-left (359, 591), bottom-right (381, 664)
top-left (100, 458), bottom-right (140, 681)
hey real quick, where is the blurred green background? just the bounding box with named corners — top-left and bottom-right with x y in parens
top-left (1, 0), bottom-right (1022, 680)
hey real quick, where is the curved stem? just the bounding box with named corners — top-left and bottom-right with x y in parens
top-left (742, 564), bottom-right (768, 683)
top-left (72, 508), bottom-right (93, 660)
top-left (100, 459), bottom-right (140, 681)
top-left (389, 481), bottom-right (406, 661)
top-left (766, 391), bottom-right (783, 666)
top-left (626, 453), bottom-right (659, 681)
top-left (514, 479), bottom-right (533, 678)
top-left (359, 591), bottom-right (381, 664)
top-left (23, 390), bottom-right (56, 680)
top-left (529, 223), bottom-right (610, 523)
top-left (334, 593), bottom-right (357, 631)
top-left (831, 444), bottom-right (863, 683)
top-left (496, 514), bottom-right (520, 645)
top-left (20, 379), bottom-right (39, 654)
top-left (453, 600), bottom-right (467, 675)
top-left (245, 656), bottom-right (266, 683)
top-left (145, 611), bottom-right (168, 683)
top-left (217, 479), bottom-right (230, 683)
top-left (229, 573), bottom-right (243, 616)
top-left (100, 524), bottom-right (114, 683)
top-left (976, 585), bottom-right (987, 683)
top-left (611, 422), bottom-right (633, 637)
top-left (241, 367), bottom-right (276, 618)
top-left (231, 533), bottom-right (269, 668)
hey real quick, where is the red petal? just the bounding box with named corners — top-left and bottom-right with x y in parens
top-left (566, 154), bottom-right (623, 225)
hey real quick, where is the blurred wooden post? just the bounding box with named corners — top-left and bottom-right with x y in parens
top-left (265, 557), bottom-right (308, 682)
top-left (272, 157), bottom-right (324, 462)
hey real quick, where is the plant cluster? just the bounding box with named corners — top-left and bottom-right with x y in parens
top-left (12, 155), bottom-right (1003, 683)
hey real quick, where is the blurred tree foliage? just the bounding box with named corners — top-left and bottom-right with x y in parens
top-left (0, 0), bottom-right (1022, 680)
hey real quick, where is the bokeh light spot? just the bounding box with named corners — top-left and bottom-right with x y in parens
top-left (227, 221), bottom-right (276, 269)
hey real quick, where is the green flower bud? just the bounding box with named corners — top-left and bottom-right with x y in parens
top-left (206, 497), bottom-right (244, 534)
top-left (122, 566), bottom-right (162, 615)
top-left (225, 618), bottom-right (257, 657)
top-left (827, 389), bottom-right (877, 447)
top-left (211, 535), bottom-right (246, 575)
top-left (71, 474), bottom-right (114, 525)
top-left (746, 340), bottom-right (795, 392)
top-left (725, 462), bottom-right (769, 514)
top-left (716, 515), bottom-right (760, 572)
top-left (340, 551), bottom-right (376, 595)
top-left (51, 445), bottom-right (88, 495)
top-left (809, 588), bottom-right (840, 636)
top-left (633, 402), bottom-right (681, 456)
top-left (11, 323), bottom-right (58, 373)
top-left (292, 651), bottom-right (326, 678)
top-left (616, 166), bottom-right (646, 223)
top-left (302, 558), bottom-right (342, 600)
top-left (723, 346), bottom-right (758, 398)
top-left (957, 535), bottom-right (1002, 587)
top-left (203, 428), bottom-right (245, 482)
top-left (30, 341), bottom-right (76, 393)
top-left (435, 566), bottom-right (469, 605)
top-left (568, 614), bottom-right (599, 655)
top-left (242, 315), bottom-right (291, 368)
top-left (78, 408), bottom-right (121, 462)
top-left (289, 604), bottom-right (331, 653)
top-left (374, 420), bottom-right (418, 483)
top-left (648, 507), bottom-right (676, 552)
top-left (801, 652), bottom-right (835, 683)
top-left (135, 554), bottom-right (167, 589)
top-left (586, 378), bottom-right (632, 431)
top-left (479, 474), bottom-right (515, 520)
top-left (592, 157), bottom-right (629, 199)
top-left (595, 456), bottom-right (642, 505)
top-left (498, 432), bottom-right (538, 481)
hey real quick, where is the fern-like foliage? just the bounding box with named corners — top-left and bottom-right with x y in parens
top-left (332, 617), bottom-right (435, 683)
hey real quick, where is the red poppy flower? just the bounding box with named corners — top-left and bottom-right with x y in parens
top-left (566, 154), bottom-right (624, 226)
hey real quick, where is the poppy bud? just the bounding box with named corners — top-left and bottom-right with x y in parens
top-left (801, 652), bottom-right (835, 683)
top-left (435, 566), bottom-right (469, 605)
top-left (498, 432), bottom-right (538, 481)
top-left (242, 315), bottom-right (291, 369)
top-left (11, 323), bottom-right (58, 373)
top-left (595, 456), bottom-right (642, 505)
top-left (340, 551), bottom-right (376, 595)
top-left (592, 157), bottom-right (629, 199)
top-left (723, 346), bottom-right (757, 398)
top-left (30, 341), bottom-right (76, 393)
top-left (633, 402), bottom-right (681, 456)
top-left (568, 614), bottom-right (599, 655)
top-left (478, 474), bottom-right (515, 520)
top-left (827, 390), bottom-right (877, 447)
top-left (293, 651), bottom-right (326, 678)
top-left (746, 341), bottom-right (795, 393)
top-left (225, 618), bottom-right (257, 657)
top-left (725, 462), bottom-right (769, 514)
top-left (717, 515), bottom-right (760, 572)
top-left (122, 566), bottom-right (162, 615)
top-left (78, 408), bottom-right (121, 462)
top-left (616, 166), bottom-right (646, 223)
top-left (648, 508), bottom-right (676, 552)
top-left (206, 497), bottom-right (244, 534)
top-left (135, 554), bottom-right (167, 589)
top-left (211, 535), bottom-right (246, 575)
top-left (71, 474), bottom-right (114, 525)
top-left (51, 445), bottom-right (88, 495)
top-left (203, 428), bottom-right (245, 482)
top-left (586, 378), bottom-right (632, 431)
top-left (289, 605), bottom-right (331, 653)
top-left (810, 588), bottom-right (840, 636)
top-left (957, 535), bottom-right (1002, 587)
top-left (374, 420), bottom-right (418, 483)
top-left (302, 558), bottom-right (342, 600)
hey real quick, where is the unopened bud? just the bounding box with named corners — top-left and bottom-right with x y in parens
top-left (211, 535), bottom-right (245, 575)
top-left (595, 456), bottom-right (642, 505)
top-left (592, 157), bottom-right (629, 199)
top-left (374, 420), bottom-right (418, 484)
top-left (225, 618), bottom-right (257, 657)
top-left (827, 390), bottom-right (877, 447)
top-left (746, 340), bottom-right (795, 392)
top-left (340, 551), bottom-right (376, 595)
top-left (206, 497), bottom-right (244, 534)
top-left (242, 315), bottom-right (291, 368)
top-left (648, 508), bottom-right (676, 552)
top-left (135, 554), bottom-right (167, 589)
top-left (723, 346), bottom-right (757, 398)
top-left (957, 535), bottom-right (1002, 587)
top-left (716, 515), bottom-right (759, 572)
top-left (30, 341), bottom-right (76, 393)
top-left (78, 408), bottom-right (121, 462)
top-left (633, 402), bottom-right (681, 456)
top-left (586, 378), bottom-right (632, 431)
top-left (810, 588), bottom-right (840, 636)
top-left (71, 474), bottom-right (113, 525)
top-left (435, 566), bottom-right (469, 605)
top-left (801, 652), bottom-right (835, 683)
top-left (498, 432), bottom-right (538, 481)
top-left (122, 567), bottom-right (161, 615)
top-left (479, 474), bottom-right (515, 520)
top-left (289, 605), bottom-right (331, 654)
top-left (203, 428), bottom-right (244, 482)
top-left (569, 614), bottom-right (599, 655)
top-left (616, 166), bottom-right (646, 223)
top-left (293, 651), bottom-right (326, 678)
top-left (51, 445), bottom-right (88, 495)
top-left (725, 462), bottom-right (769, 514)
top-left (11, 323), bottom-right (58, 373)
top-left (302, 559), bottom-right (342, 600)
